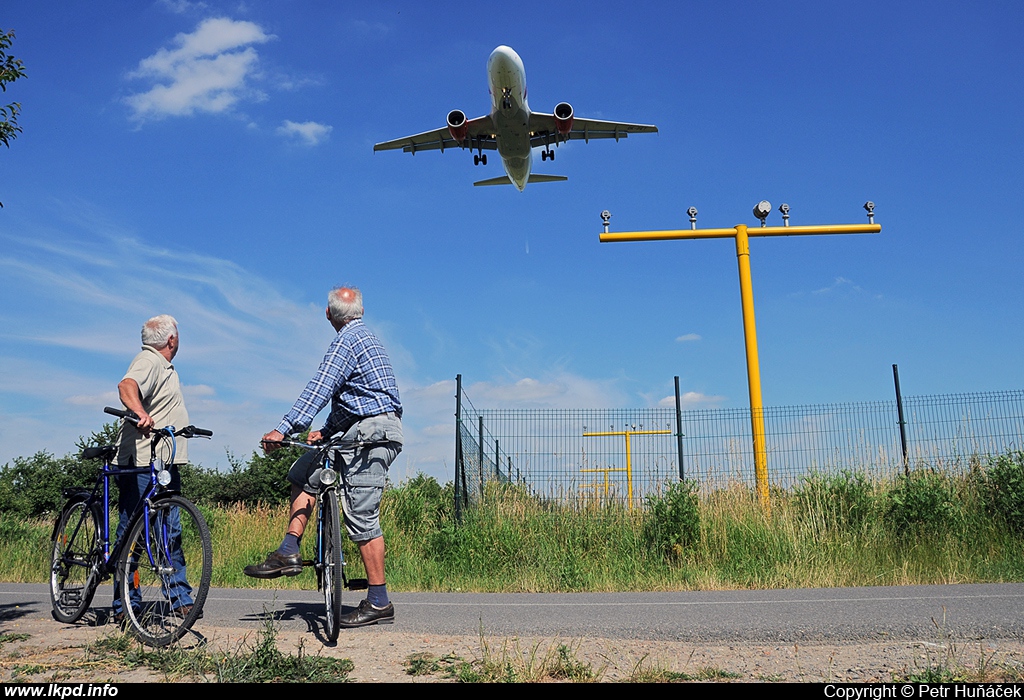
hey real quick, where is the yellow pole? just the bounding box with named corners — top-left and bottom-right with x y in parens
top-left (625, 431), bottom-right (633, 507)
top-left (734, 225), bottom-right (770, 513)
top-left (599, 214), bottom-right (880, 516)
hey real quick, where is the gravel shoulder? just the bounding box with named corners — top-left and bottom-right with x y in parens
top-left (4, 612), bottom-right (1023, 683)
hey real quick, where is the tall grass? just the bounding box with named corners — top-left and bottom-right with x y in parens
top-left (6, 457), bottom-right (1024, 592)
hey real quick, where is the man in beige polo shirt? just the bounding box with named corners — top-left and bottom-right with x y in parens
top-left (111, 314), bottom-right (195, 622)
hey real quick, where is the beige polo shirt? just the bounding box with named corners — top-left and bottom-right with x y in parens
top-left (116, 345), bottom-right (189, 465)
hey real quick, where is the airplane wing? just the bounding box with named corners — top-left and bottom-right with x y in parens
top-left (528, 114), bottom-right (657, 147)
top-left (373, 115), bottom-right (497, 154)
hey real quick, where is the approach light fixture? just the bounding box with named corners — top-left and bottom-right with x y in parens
top-left (753, 200), bottom-right (772, 227)
top-left (864, 201), bottom-right (875, 224)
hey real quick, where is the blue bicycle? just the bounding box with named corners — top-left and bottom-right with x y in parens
top-left (49, 407), bottom-right (213, 647)
top-left (263, 436), bottom-right (372, 642)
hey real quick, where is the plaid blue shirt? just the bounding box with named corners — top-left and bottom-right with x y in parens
top-left (276, 319), bottom-right (402, 437)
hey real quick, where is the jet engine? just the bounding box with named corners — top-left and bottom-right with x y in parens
top-left (447, 110), bottom-right (468, 142)
top-left (554, 102), bottom-right (574, 135)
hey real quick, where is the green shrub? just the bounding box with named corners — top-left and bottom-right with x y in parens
top-left (794, 470), bottom-right (876, 530)
top-left (884, 470), bottom-right (961, 536)
top-left (384, 473), bottom-right (451, 535)
top-left (642, 480), bottom-right (700, 561)
top-left (985, 451), bottom-right (1024, 534)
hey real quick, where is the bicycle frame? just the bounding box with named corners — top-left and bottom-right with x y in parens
top-left (264, 436), bottom-right (379, 592)
top-left (64, 425), bottom-right (185, 583)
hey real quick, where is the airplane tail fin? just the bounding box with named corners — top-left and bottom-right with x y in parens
top-left (528, 174), bottom-right (568, 184)
top-left (473, 174), bottom-right (568, 187)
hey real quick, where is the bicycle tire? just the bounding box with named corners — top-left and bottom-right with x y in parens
top-left (321, 488), bottom-right (344, 642)
top-left (49, 498), bottom-right (102, 623)
top-left (118, 495), bottom-right (212, 647)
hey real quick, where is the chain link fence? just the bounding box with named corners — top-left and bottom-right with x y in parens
top-left (454, 376), bottom-right (1024, 512)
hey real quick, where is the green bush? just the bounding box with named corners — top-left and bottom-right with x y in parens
top-left (642, 480), bottom-right (700, 561)
top-left (985, 451), bottom-right (1024, 534)
top-left (794, 470), bottom-right (876, 530)
top-left (884, 469), bottom-right (961, 536)
top-left (384, 473), bottom-right (451, 535)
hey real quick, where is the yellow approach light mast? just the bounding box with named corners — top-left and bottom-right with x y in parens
top-left (599, 202), bottom-right (881, 514)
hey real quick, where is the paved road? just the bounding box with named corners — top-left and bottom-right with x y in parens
top-left (3, 583), bottom-right (1022, 644)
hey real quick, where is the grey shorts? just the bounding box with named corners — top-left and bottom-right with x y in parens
top-left (287, 412), bottom-right (402, 542)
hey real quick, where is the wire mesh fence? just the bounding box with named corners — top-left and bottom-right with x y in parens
top-left (454, 378), bottom-right (1024, 511)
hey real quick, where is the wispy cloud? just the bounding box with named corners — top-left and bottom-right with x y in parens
top-left (658, 391), bottom-right (726, 409)
top-left (277, 120), bottom-right (333, 146)
top-left (159, 0), bottom-right (208, 14)
top-left (813, 276), bottom-right (860, 295)
top-left (125, 17), bottom-right (273, 121)
top-left (676, 333), bottom-right (702, 342)
top-left (349, 19), bottom-right (392, 36)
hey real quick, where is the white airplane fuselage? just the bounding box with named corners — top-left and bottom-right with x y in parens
top-left (487, 46), bottom-right (532, 191)
top-left (373, 45), bottom-right (657, 189)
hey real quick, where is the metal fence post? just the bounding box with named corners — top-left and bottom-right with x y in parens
top-left (893, 364), bottom-right (909, 476)
top-left (478, 416), bottom-right (485, 498)
top-left (454, 374), bottom-right (463, 522)
top-left (674, 376), bottom-right (685, 481)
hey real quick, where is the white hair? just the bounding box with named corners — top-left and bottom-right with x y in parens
top-left (141, 314), bottom-right (178, 348)
top-left (327, 286), bottom-right (363, 324)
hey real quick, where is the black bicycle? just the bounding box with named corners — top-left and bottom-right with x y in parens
top-left (263, 436), bottom-right (374, 642)
top-left (49, 407), bottom-right (213, 647)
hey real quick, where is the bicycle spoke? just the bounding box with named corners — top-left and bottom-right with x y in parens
top-left (118, 495), bottom-right (212, 647)
top-left (49, 500), bottom-right (100, 623)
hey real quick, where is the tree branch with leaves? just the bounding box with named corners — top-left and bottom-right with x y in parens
top-left (0, 28), bottom-right (26, 148)
top-left (0, 28), bottom-right (26, 207)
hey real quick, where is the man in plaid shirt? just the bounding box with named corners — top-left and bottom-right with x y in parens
top-left (245, 286), bottom-right (403, 628)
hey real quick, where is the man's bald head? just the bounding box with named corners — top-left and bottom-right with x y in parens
top-left (327, 286), bottom-right (363, 326)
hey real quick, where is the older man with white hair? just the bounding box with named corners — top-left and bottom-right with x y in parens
top-left (246, 286), bottom-right (403, 629)
top-left (111, 314), bottom-right (195, 622)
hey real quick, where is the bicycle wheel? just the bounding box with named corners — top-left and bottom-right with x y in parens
top-left (118, 495), bottom-right (212, 647)
top-left (320, 488), bottom-right (344, 642)
top-left (50, 499), bottom-right (101, 623)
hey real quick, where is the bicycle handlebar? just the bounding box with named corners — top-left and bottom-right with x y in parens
top-left (103, 407), bottom-right (213, 438)
top-left (261, 435), bottom-right (392, 451)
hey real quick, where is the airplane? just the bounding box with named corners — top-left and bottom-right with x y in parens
top-left (373, 45), bottom-right (658, 191)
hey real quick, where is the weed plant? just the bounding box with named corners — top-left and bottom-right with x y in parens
top-left (403, 638), bottom-right (602, 682)
top-left (84, 612), bottom-right (353, 682)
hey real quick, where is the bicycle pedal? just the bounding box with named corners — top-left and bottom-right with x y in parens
top-left (301, 559), bottom-right (314, 567)
top-left (346, 578), bottom-right (368, 590)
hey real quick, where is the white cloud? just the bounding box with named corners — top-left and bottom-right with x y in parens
top-left (467, 375), bottom-right (627, 409)
top-left (125, 17), bottom-right (273, 120)
top-left (658, 391), bottom-right (726, 409)
top-left (676, 333), bottom-right (702, 342)
top-left (277, 120), bottom-right (333, 146)
top-left (159, 0), bottom-right (208, 13)
top-left (813, 276), bottom-right (859, 295)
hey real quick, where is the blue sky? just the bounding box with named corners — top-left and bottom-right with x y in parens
top-left (1, 1), bottom-right (1022, 481)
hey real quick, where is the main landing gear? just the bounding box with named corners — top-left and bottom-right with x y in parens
top-left (541, 148), bottom-right (555, 161)
top-left (474, 153), bottom-right (487, 166)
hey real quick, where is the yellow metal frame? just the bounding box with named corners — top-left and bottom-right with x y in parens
top-left (580, 466), bottom-right (626, 503)
top-left (582, 429), bottom-right (673, 509)
top-left (600, 221), bottom-right (881, 514)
